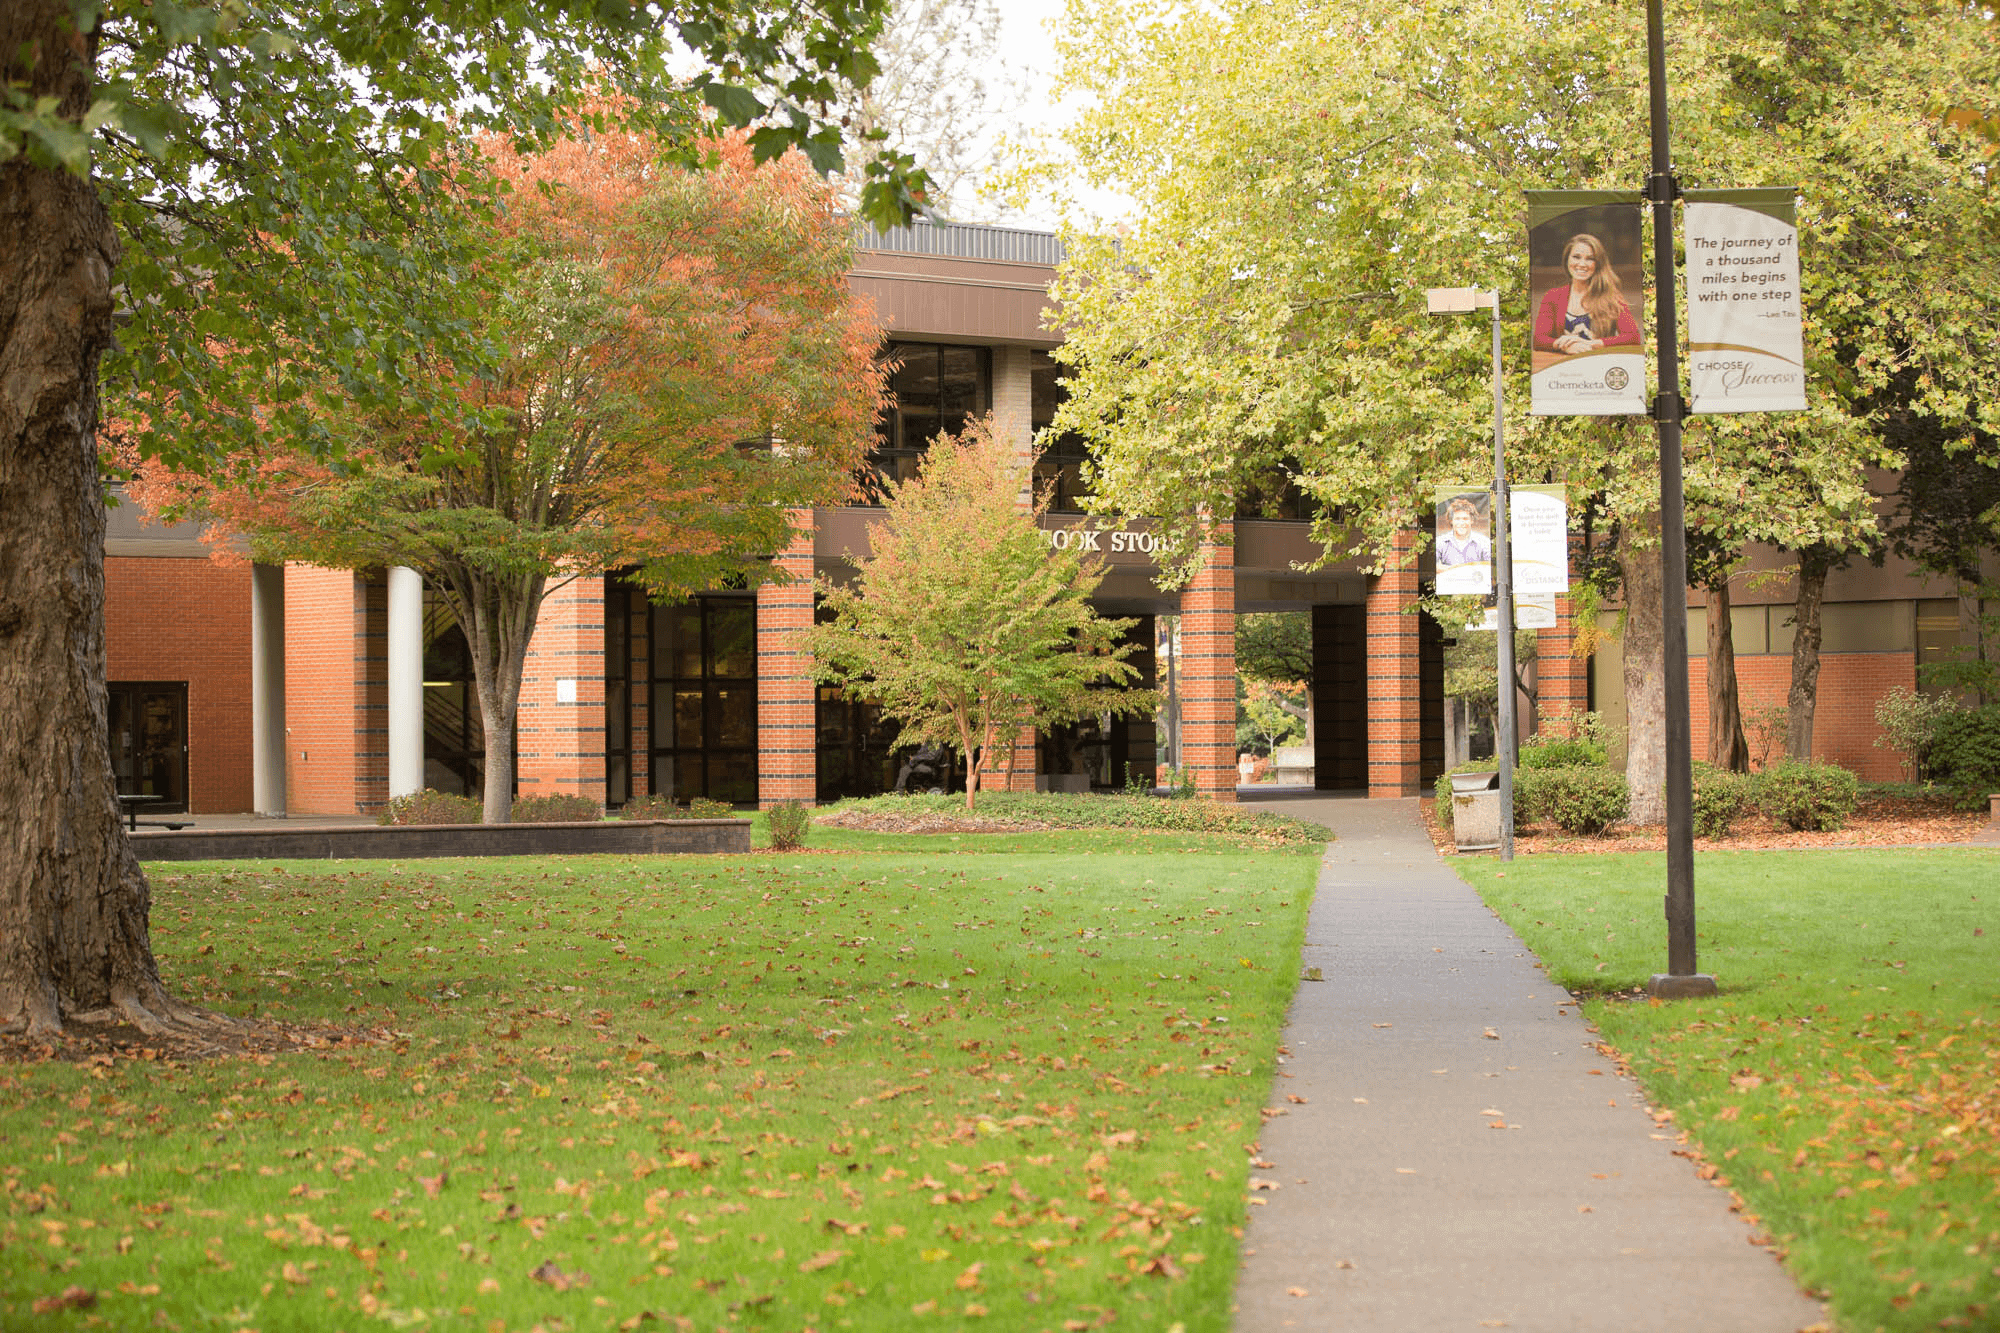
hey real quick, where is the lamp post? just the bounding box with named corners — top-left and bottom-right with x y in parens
top-left (1427, 286), bottom-right (1515, 862)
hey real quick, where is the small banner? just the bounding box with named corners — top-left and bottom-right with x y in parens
top-left (1684, 188), bottom-right (1806, 413)
top-left (1434, 487), bottom-right (1494, 596)
top-left (1433, 484), bottom-right (1568, 600)
top-left (1508, 484), bottom-right (1569, 597)
top-left (1526, 190), bottom-right (1647, 416)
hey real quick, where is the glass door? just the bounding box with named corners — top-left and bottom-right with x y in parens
top-left (108, 682), bottom-right (189, 812)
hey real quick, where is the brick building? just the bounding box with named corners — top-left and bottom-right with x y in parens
top-left (103, 222), bottom-right (1985, 815)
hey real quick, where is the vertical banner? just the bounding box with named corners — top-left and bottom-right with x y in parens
top-left (1432, 484), bottom-right (1568, 600)
top-left (1684, 188), bottom-right (1806, 413)
top-left (1434, 488), bottom-right (1493, 596)
top-left (1507, 484), bottom-right (1569, 597)
top-left (1526, 191), bottom-right (1646, 416)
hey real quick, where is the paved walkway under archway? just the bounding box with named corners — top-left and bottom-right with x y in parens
top-left (1231, 793), bottom-right (1826, 1332)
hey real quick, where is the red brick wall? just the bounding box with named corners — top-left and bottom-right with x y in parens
top-left (757, 518), bottom-right (818, 807)
top-left (519, 574), bottom-right (606, 805)
top-left (1366, 532), bottom-right (1424, 797)
top-left (1180, 533), bottom-right (1238, 802)
top-left (281, 565), bottom-right (385, 816)
top-left (1536, 592), bottom-right (1588, 730)
top-left (1689, 653), bottom-right (1913, 781)
top-left (104, 556), bottom-right (254, 813)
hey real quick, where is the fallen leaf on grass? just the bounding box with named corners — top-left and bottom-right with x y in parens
top-left (954, 1262), bottom-right (984, 1290)
top-left (799, 1249), bottom-right (845, 1273)
top-left (32, 1287), bottom-right (96, 1314)
top-left (1139, 1255), bottom-right (1184, 1279)
top-left (418, 1171), bottom-right (447, 1197)
top-left (531, 1260), bottom-right (589, 1291)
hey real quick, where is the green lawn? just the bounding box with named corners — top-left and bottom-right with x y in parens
top-left (0, 830), bottom-right (1322, 1332)
top-left (1456, 848), bottom-right (2000, 1333)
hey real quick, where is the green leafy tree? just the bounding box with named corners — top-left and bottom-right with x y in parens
top-left (0, 0), bottom-right (922, 1039)
top-left (1236, 610), bottom-right (1313, 739)
top-left (805, 417), bottom-right (1155, 810)
top-left (132, 125), bottom-right (886, 825)
top-left (1237, 677), bottom-right (1306, 758)
top-left (1016, 0), bottom-right (1998, 822)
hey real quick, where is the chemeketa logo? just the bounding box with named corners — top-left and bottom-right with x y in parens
top-left (1603, 366), bottom-right (1630, 390)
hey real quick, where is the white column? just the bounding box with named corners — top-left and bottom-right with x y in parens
top-left (250, 563), bottom-right (287, 816)
top-left (387, 566), bottom-right (425, 799)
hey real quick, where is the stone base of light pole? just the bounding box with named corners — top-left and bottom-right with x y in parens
top-left (1647, 973), bottom-right (1719, 999)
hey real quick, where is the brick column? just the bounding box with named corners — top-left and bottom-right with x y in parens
top-left (1180, 531), bottom-right (1237, 803)
top-left (1537, 591), bottom-right (1589, 729)
top-left (758, 514), bottom-right (818, 807)
top-left (1366, 531), bottom-right (1423, 797)
top-left (281, 565), bottom-right (385, 816)
top-left (518, 573), bottom-right (606, 806)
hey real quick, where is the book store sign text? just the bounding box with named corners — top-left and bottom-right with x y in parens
top-left (1041, 525), bottom-right (1161, 557)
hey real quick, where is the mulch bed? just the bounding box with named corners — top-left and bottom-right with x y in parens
top-left (1420, 790), bottom-right (1992, 856)
top-left (811, 810), bottom-right (1055, 835)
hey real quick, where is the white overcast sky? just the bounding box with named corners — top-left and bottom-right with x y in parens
top-left (986, 0), bottom-right (1133, 230)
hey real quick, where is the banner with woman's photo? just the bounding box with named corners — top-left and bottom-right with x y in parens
top-left (1525, 191), bottom-right (1646, 416)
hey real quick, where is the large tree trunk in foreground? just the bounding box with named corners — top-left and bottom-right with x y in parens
top-left (1618, 514), bottom-right (1668, 825)
top-left (1786, 549), bottom-right (1831, 760)
top-left (1705, 579), bottom-right (1749, 772)
top-left (0, 4), bottom-right (198, 1037)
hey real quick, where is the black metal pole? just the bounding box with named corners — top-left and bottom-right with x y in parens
top-left (1491, 292), bottom-right (1516, 862)
top-left (1646, 0), bottom-right (1712, 996)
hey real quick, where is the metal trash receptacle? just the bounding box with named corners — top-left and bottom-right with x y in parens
top-left (1451, 770), bottom-right (1501, 851)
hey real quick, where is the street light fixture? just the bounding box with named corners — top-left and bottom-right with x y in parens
top-left (1426, 286), bottom-right (1515, 862)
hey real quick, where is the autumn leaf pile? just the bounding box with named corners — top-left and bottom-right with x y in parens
top-left (0, 836), bottom-right (1319, 1331)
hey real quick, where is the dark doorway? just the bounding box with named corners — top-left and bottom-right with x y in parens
top-left (1311, 605), bottom-right (1368, 790)
top-left (109, 681), bottom-right (188, 812)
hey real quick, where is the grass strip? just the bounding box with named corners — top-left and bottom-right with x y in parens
top-left (1456, 848), bottom-right (1999, 1332)
top-left (1, 834), bottom-right (1322, 1332)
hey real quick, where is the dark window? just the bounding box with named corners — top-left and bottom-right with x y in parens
top-left (1030, 349), bottom-right (1093, 513)
top-left (646, 594), bottom-right (758, 805)
top-left (867, 341), bottom-right (990, 498)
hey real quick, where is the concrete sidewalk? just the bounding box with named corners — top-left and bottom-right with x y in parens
top-left (1233, 795), bottom-right (1827, 1333)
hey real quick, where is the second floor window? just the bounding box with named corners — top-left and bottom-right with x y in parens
top-left (868, 341), bottom-right (990, 497)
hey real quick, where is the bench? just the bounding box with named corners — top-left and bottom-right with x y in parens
top-left (118, 794), bottom-right (190, 832)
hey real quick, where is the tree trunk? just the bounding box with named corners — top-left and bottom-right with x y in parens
top-left (1618, 514), bottom-right (1668, 824)
top-left (1705, 579), bottom-right (1749, 772)
top-left (446, 568), bottom-right (542, 823)
top-left (0, 4), bottom-right (204, 1037)
top-left (1785, 548), bottom-right (1830, 760)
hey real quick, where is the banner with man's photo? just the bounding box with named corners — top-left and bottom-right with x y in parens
top-left (1525, 191), bottom-right (1646, 416)
top-left (1431, 485), bottom-right (1568, 601)
top-left (1684, 187), bottom-right (1807, 413)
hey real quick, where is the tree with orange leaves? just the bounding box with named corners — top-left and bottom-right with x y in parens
top-left (136, 124), bottom-right (884, 823)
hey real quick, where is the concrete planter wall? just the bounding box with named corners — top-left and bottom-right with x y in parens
top-left (131, 819), bottom-right (751, 863)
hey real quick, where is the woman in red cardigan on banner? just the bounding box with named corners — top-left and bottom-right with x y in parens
top-left (1533, 233), bottom-right (1639, 355)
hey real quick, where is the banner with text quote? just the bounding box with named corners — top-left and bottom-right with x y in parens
top-left (1684, 188), bottom-right (1806, 413)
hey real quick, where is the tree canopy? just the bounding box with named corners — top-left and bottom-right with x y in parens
top-left (132, 124), bottom-right (885, 822)
top-left (1018, 0), bottom-right (1999, 815)
top-left (805, 418), bottom-right (1154, 809)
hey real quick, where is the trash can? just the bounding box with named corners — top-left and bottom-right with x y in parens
top-left (1451, 770), bottom-right (1501, 852)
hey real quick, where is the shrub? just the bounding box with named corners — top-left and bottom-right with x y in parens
top-left (766, 801), bottom-right (812, 849)
top-left (617, 793), bottom-right (680, 820)
top-left (1520, 710), bottom-right (1613, 770)
top-left (1690, 762), bottom-right (1753, 839)
top-left (820, 791), bottom-right (1328, 843)
top-left (378, 789), bottom-right (482, 826)
top-left (1927, 704), bottom-right (2000, 805)
top-left (688, 796), bottom-right (734, 818)
top-left (1525, 767), bottom-right (1628, 835)
top-left (1873, 686), bottom-right (1960, 781)
top-left (511, 793), bottom-right (600, 823)
top-left (1755, 759), bottom-right (1859, 832)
